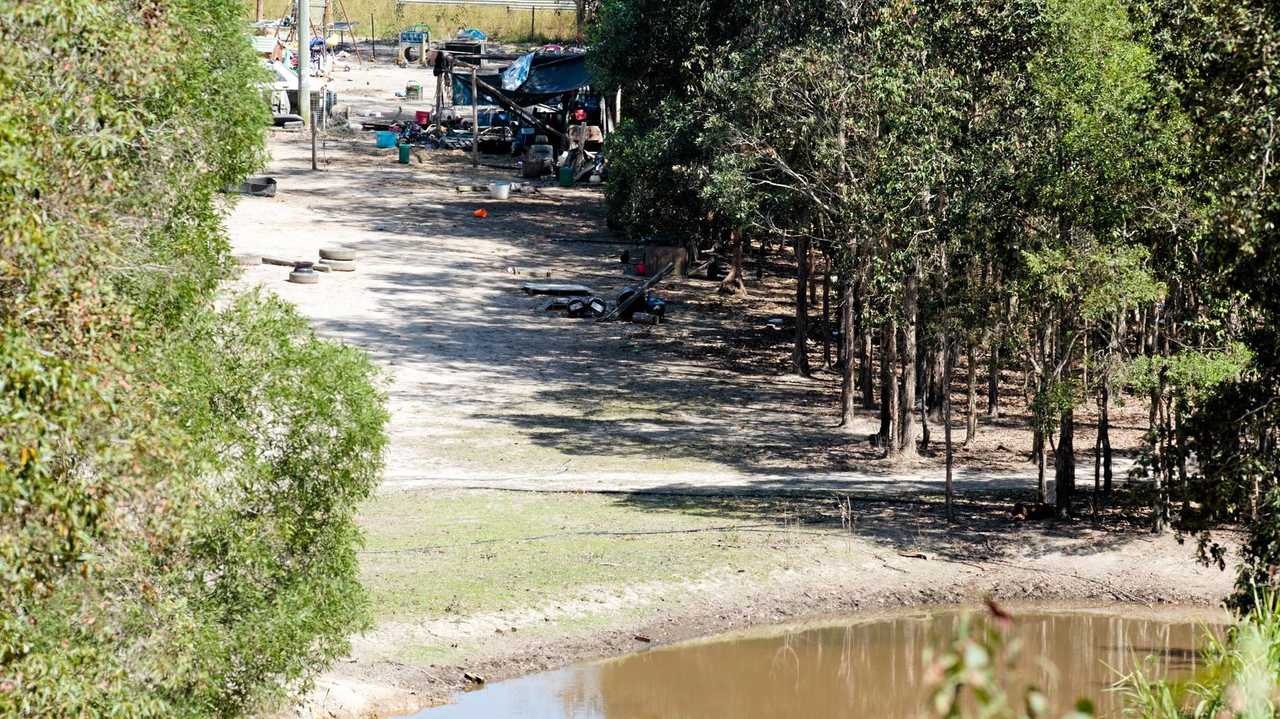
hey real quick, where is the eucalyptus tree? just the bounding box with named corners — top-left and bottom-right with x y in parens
top-left (1142, 0), bottom-right (1279, 606)
top-left (1015, 0), bottom-right (1178, 515)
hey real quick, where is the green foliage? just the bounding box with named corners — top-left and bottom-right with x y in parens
top-left (1116, 590), bottom-right (1280, 717)
top-left (1125, 344), bottom-right (1253, 400)
top-left (1021, 242), bottom-right (1166, 328)
top-left (929, 595), bottom-right (1280, 718)
top-left (156, 292), bottom-right (388, 713)
top-left (0, 0), bottom-right (387, 715)
top-left (925, 610), bottom-right (1095, 719)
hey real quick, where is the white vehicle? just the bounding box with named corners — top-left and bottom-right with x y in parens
top-left (262, 58), bottom-right (298, 117)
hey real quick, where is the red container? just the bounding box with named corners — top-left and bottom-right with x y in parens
top-left (415, 110), bottom-right (431, 125)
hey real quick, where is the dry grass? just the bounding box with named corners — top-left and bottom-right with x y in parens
top-left (246, 0), bottom-right (580, 42)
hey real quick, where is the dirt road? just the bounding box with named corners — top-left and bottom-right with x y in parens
top-left (228, 123), bottom-right (1133, 500)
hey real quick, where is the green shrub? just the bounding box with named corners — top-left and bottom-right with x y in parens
top-left (0, 0), bottom-right (387, 715)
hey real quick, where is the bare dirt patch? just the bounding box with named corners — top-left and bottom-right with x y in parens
top-left (293, 488), bottom-right (1235, 718)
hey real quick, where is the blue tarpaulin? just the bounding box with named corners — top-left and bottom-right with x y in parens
top-left (502, 53), bottom-right (534, 91)
top-left (453, 52), bottom-right (593, 107)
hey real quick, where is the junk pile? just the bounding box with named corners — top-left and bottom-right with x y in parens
top-left (359, 41), bottom-right (611, 187)
top-left (520, 263), bottom-right (674, 324)
top-left (241, 246), bottom-right (360, 285)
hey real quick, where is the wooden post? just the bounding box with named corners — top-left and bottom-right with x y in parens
top-left (311, 97), bottom-right (319, 170)
top-left (256, 0), bottom-right (264, 22)
top-left (434, 59), bottom-right (444, 124)
top-left (470, 66), bottom-right (479, 168)
top-left (370, 13), bottom-right (374, 62)
top-left (530, 7), bottom-right (536, 40)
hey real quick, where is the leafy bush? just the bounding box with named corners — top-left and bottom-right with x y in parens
top-left (0, 0), bottom-right (387, 715)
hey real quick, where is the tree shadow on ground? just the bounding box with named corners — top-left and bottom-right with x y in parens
top-left (248, 136), bottom-right (1152, 492)
top-left (608, 486), bottom-right (1165, 564)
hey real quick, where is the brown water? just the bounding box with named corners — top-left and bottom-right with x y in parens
top-left (410, 605), bottom-right (1223, 719)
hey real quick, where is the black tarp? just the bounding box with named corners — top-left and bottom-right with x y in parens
top-left (452, 53), bottom-right (592, 107)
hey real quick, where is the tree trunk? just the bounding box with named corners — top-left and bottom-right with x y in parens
top-left (756, 233), bottom-right (766, 281)
top-left (927, 340), bottom-right (945, 422)
top-left (1093, 413), bottom-right (1102, 515)
top-left (964, 343), bottom-right (977, 446)
top-left (1101, 380), bottom-right (1113, 495)
top-left (1149, 302), bottom-right (1167, 533)
top-left (899, 261), bottom-right (920, 458)
top-left (1035, 428), bottom-right (1047, 504)
top-left (944, 336), bottom-right (954, 522)
top-left (718, 228), bottom-right (747, 296)
top-left (987, 336), bottom-right (1000, 418)
top-left (839, 277), bottom-right (857, 430)
top-left (859, 319), bottom-right (875, 408)
top-left (1034, 323), bottom-right (1049, 504)
top-left (822, 254), bottom-right (832, 368)
top-left (879, 319), bottom-right (900, 459)
top-left (794, 235), bottom-right (811, 377)
top-left (256, 0), bottom-right (265, 21)
top-left (1152, 373), bottom-right (1168, 534)
top-left (809, 249), bottom-right (819, 306)
top-left (1056, 404), bottom-right (1075, 517)
top-left (920, 382), bottom-right (931, 452)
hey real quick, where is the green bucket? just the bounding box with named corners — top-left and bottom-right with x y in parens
top-left (558, 165), bottom-right (574, 187)
top-left (398, 142), bottom-right (411, 164)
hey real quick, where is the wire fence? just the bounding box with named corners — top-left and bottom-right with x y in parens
top-left (396, 0), bottom-right (578, 9)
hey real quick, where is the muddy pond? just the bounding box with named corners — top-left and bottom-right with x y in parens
top-left (409, 604), bottom-right (1224, 719)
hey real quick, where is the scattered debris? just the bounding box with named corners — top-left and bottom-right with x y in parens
top-left (1010, 502), bottom-right (1056, 522)
top-left (223, 176), bottom-right (277, 197)
top-left (473, 208), bottom-right (489, 219)
top-left (457, 182), bottom-right (534, 194)
top-left (540, 297), bottom-right (574, 312)
top-left (506, 267), bottom-right (553, 278)
top-left (599, 263), bottom-right (674, 322)
top-left (462, 672), bottom-right (486, 685)
top-left (566, 297), bottom-right (608, 318)
top-left (319, 247), bottom-right (357, 262)
top-left (287, 262), bottom-right (319, 285)
top-left (633, 634), bottom-right (652, 643)
top-left (615, 287), bottom-right (665, 322)
top-left (521, 283), bottom-right (593, 296)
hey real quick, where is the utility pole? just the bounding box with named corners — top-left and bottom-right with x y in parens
top-left (298, 0), bottom-right (311, 127)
